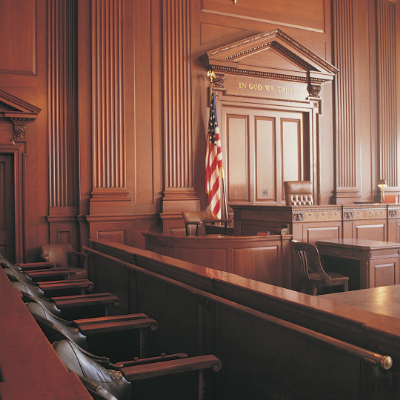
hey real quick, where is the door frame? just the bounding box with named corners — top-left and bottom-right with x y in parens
top-left (0, 141), bottom-right (26, 262)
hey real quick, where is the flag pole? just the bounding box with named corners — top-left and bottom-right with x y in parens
top-left (207, 69), bottom-right (229, 220)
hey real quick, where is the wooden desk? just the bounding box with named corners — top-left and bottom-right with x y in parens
top-left (316, 239), bottom-right (400, 290)
top-left (230, 203), bottom-right (400, 244)
top-left (322, 285), bottom-right (400, 318)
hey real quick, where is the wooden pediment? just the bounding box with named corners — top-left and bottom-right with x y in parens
top-left (0, 89), bottom-right (41, 139)
top-left (0, 89), bottom-right (41, 121)
top-left (200, 29), bottom-right (338, 99)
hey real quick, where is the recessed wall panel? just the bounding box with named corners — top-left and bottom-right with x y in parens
top-left (255, 117), bottom-right (275, 202)
top-left (227, 115), bottom-right (249, 202)
top-left (0, 0), bottom-right (36, 75)
top-left (282, 119), bottom-right (301, 183)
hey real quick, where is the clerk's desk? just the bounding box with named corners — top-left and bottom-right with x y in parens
top-left (316, 239), bottom-right (400, 290)
top-left (231, 203), bottom-right (400, 244)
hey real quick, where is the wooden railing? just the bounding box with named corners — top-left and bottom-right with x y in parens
top-left (85, 240), bottom-right (400, 400)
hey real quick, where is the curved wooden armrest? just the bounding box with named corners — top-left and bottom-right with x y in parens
top-left (37, 279), bottom-right (94, 292)
top-left (121, 354), bottom-right (222, 381)
top-left (26, 268), bottom-right (75, 281)
top-left (17, 262), bottom-right (62, 271)
top-left (114, 353), bottom-right (188, 369)
top-left (51, 293), bottom-right (119, 309)
top-left (74, 314), bottom-right (158, 335)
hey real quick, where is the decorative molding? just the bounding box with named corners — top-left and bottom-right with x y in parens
top-left (377, 0), bottom-right (397, 187)
top-left (0, 89), bottom-right (41, 140)
top-left (333, 0), bottom-right (358, 197)
top-left (202, 29), bottom-right (337, 77)
top-left (48, 0), bottom-right (78, 208)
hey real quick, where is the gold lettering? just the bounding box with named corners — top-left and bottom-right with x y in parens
top-left (239, 82), bottom-right (246, 89)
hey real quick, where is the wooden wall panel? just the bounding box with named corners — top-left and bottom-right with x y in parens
top-left (227, 114), bottom-right (249, 202)
top-left (281, 118), bottom-right (302, 183)
top-left (0, 0), bottom-right (36, 75)
top-left (255, 117), bottom-right (275, 202)
top-left (355, 223), bottom-right (386, 241)
top-left (201, 0), bottom-right (325, 32)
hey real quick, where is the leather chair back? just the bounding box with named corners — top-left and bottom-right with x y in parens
top-left (284, 181), bottom-right (313, 206)
top-left (53, 339), bottom-right (131, 400)
top-left (40, 244), bottom-right (75, 268)
top-left (26, 301), bottom-right (87, 348)
top-left (182, 211), bottom-right (208, 236)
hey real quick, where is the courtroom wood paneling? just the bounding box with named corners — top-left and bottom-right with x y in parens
top-left (0, 0), bottom-right (37, 75)
top-left (201, 0), bottom-right (326, 33)
top-left (223, 106), bottom-right (311, 206)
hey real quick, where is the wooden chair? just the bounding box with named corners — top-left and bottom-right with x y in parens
top-left (182, 211), bottom-right (231, 236)
top-left (284, 181), bottom-right (314, 206)
top-left (292, 240), bottom-right (349, 295)
top-left (53, 339), bottom-right (222, 400)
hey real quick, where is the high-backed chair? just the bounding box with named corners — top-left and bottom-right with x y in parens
top-left (182, 211), bottom-right (231, 236)
top-left (292, 240), bottom-right (349, 295)
top-left (53, 339), bottom-right (222, 400)
top-left (284, 181), bottom-right (314, 206)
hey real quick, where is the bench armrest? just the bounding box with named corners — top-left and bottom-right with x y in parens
top-left (121, 354), bottom-right (222, 381)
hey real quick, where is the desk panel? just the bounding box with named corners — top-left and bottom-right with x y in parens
top-left (144, 233), bottom-right (292, 288)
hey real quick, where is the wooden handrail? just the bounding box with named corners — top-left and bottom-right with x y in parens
top-left (83, 246), bottom-right (393, 371)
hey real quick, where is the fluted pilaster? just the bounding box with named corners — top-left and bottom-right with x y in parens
top-left (377, 0), bottom-right (397, 187)
top-left (48, 0), bottom-right (78, 209)
top-left (90, 0), bottom-right (132, 214)
top-left (162, 0), bottom-right (199, 212)
top-left (333, 0), bottom-right (359, 199)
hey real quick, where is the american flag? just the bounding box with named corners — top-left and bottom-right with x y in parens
top-left (205, 83), bottom-right (224, 218)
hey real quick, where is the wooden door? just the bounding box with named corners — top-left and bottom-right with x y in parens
top-left (221, 105), bottom-right (310, 205)
top-left (0, 154), bottom-right (15, 262)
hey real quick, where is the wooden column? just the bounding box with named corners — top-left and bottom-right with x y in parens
top-left (333, 0), bottom-right (360, 202)
top-left (161, 0), bottom-right (199, 220)
top-left (377, 0), bottom-right (398, 189)
top-left (47, 0), bottom-right (80, 248)
top-left (89, 0), bottom-right (132, 215)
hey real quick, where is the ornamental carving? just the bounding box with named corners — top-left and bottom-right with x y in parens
top-left (293, 213), bottom-right (304, 221)
top-left (344, 211), bottom-right (353, 220)
top-left (13, 123), bottom-right (26, 139)
top-left (0, 89), bottom-right (41, 138)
